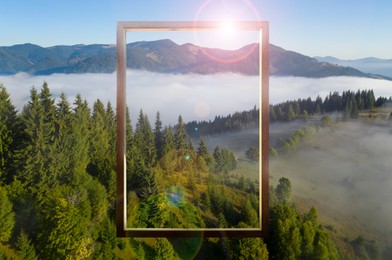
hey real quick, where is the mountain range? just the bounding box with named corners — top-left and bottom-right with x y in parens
top-left (0, 39), bottom-right (390, 80)
top-left (314, 56), bottom-right (392, 78)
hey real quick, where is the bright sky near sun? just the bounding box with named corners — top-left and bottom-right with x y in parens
top-left (1, 0), bottom-right (392, 59)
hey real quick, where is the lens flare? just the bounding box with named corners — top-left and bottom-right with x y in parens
top-left (195, 101), bottom-right (211, 118)
top-left (193, 0), bottom-right (261, 63)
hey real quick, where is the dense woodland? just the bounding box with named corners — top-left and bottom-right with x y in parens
top-left (186, 89), bottom-right (390, 138)
top-left (1, 82), bottom-right (387, 259)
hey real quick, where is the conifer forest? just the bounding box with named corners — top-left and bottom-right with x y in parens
top-left (1, 81), bottom-right (390, 259)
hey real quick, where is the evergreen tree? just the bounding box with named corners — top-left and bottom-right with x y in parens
top-left (213, 146), bottom-right (223, 172)
top-left (0, 84), bottom-right (19, 183)
top-left (16, 230), bottom-right (38, 260)
top-left (197, 138), bottom-right (214, 169)
top-left (285, 104), bottom-right (296, 121)
top-left (366, 89), bottom-right (375, 109)
top-left (188, 139), bottom-right (195, 151)
top-left (70, 94), bottom-right (91, 175)
top-left (245, 147), bottom-right (259, 161)
top-left (134, 110), bottom-right (157, 167)
top-left (155, 238), bottom-right (175, 260)
top-left (88, 99), bottom-right (114, 199)
top-left (0, 186), bottom-right (14, 242)
top-left (230, 235), bottom-right (269, 260)
top-left (238, 175), bottom-right (246, 191)
top-left (126, 107), bottom-right (135, 188)
top-left (126, 107), bottom-right (133, 147)
top-left (276, 177), bottom-right (292, 203)
top-left (269, 105), bottom-right (277, 122)
top-left (175, 115), bottom-right (188, 150)
top-left (154, 111), bottom-right (164, 159)
top-left (313, 230), bottom-right (338, 259)
top-left (39, 82), bottom-right (56, 139)
top-left (162, 125), bottom-right (175, 155)
top-left (350, 96), bottom-right (359, 119)
top-left (242, 199), bottom-right (259, 227)
top-left (53, 92), bottom-right (73, 178)
top-left (91, 217), bottom-right (116, 259)
top-left (305, 206), bottom-right (318, 225)
top-left (269, 203), bottom-right (302, 259)
top-left (38, 186), bottom-right (92, 259)
top-left (18, 86), bottom-right (56, 188)
top-left (105, 101), bottom-right (117, 160)
top-left (315, 95), bottom-right (323, 114)
top-left (343, 100), bottom-right (351, 121)
top-left (301, 220), bottom-right (316, 258)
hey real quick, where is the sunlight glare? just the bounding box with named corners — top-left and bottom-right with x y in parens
top-left (219, 20), bottom-right (236, 35)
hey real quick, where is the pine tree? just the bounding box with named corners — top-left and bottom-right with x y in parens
top-left (154, 111), bottom-right (164, 159)
top-left (276, 105), bottom-right (284, 120)
top-left (39, 82), bottom-right (56, 138)
top-left (285, 104), bottom-right (296, 121)
top-left (134, 110), bottom-right (157, 167)
top-left (70, 94), bottom-right (91, 175)
top-left (269, 105), bottom-right (277, 122)
top-left (39, 83), bottom-right (58, 185)
top-left (88, 99), bottom-right (115, 200)
top-left (53, 92), bottom-right (73, 179)
top-left (0, 84), bottom-right (19, 183)
top-left (188, 139), bottom-right (195, 151)
top-left (269, 203), bottom-right (302, 259)
top-left (242, 199), bottom-right (259, 227)
top-left (105, 101), bottom-right (116, 160)
top-left (126, 107), bottom-right (135, 188)
top-left (276, 177), bottom-right (292, 203)
top-left (18, 86), bottom-right (56, 188)
top-left (245, 147), bottom-right (259, 161)
top-left (218, 212), bottom-right (229, 228)
top-left (0, 186), bottom-right (14, 242)
top-left (162, 126), bottom-right (175, 155)
top-left (197, 138), bottom-right (214, 169)
top-left (301, 221), bottom-right (316, 258)
top-left (16, 230), bottom-right (38, 260)
top-left (305, 206), bottom-right (318, 225)
top-left (132, 110), bottom-right (159, 198)
top-left (213, 146), bottom-right (223, 172)
top-left (175, 115), bottom-right (188, 150)
top-left (155, 238), bottom-right (175, 260)
top-left (350, 96), bottom-right (359, 119)
top-left (38, 187), bottom-right (92, 259)
top-left (231, 236), bottom-right (269, 260)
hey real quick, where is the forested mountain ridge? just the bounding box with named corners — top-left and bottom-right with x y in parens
top-left (0, 40), bottom-right (389, 79)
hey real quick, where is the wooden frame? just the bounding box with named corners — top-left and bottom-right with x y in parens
top-left (116, 21), bottom-right (269, 237)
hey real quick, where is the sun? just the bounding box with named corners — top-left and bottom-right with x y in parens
top-left (219, 20), bottom-right (236, 35)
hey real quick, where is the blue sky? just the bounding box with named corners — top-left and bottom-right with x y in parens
top-left (1, 0), bottom-right (391, 59)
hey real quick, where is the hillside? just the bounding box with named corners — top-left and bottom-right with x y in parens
top-left (0, 40), bottom-right (389, 80)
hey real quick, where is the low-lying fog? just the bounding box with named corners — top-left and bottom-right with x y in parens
top-left (270, 121), bottom-right (392, 244)
top-left (2, 71), bottom-right (392, 125)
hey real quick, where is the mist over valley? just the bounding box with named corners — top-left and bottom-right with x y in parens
top-left (2, 71), bottom-right (392, 125)
top-left (270, 120), bottom-right (392, 243)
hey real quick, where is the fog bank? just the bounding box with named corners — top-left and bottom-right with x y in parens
top-left (2, 72), bottom-right (392, 125)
